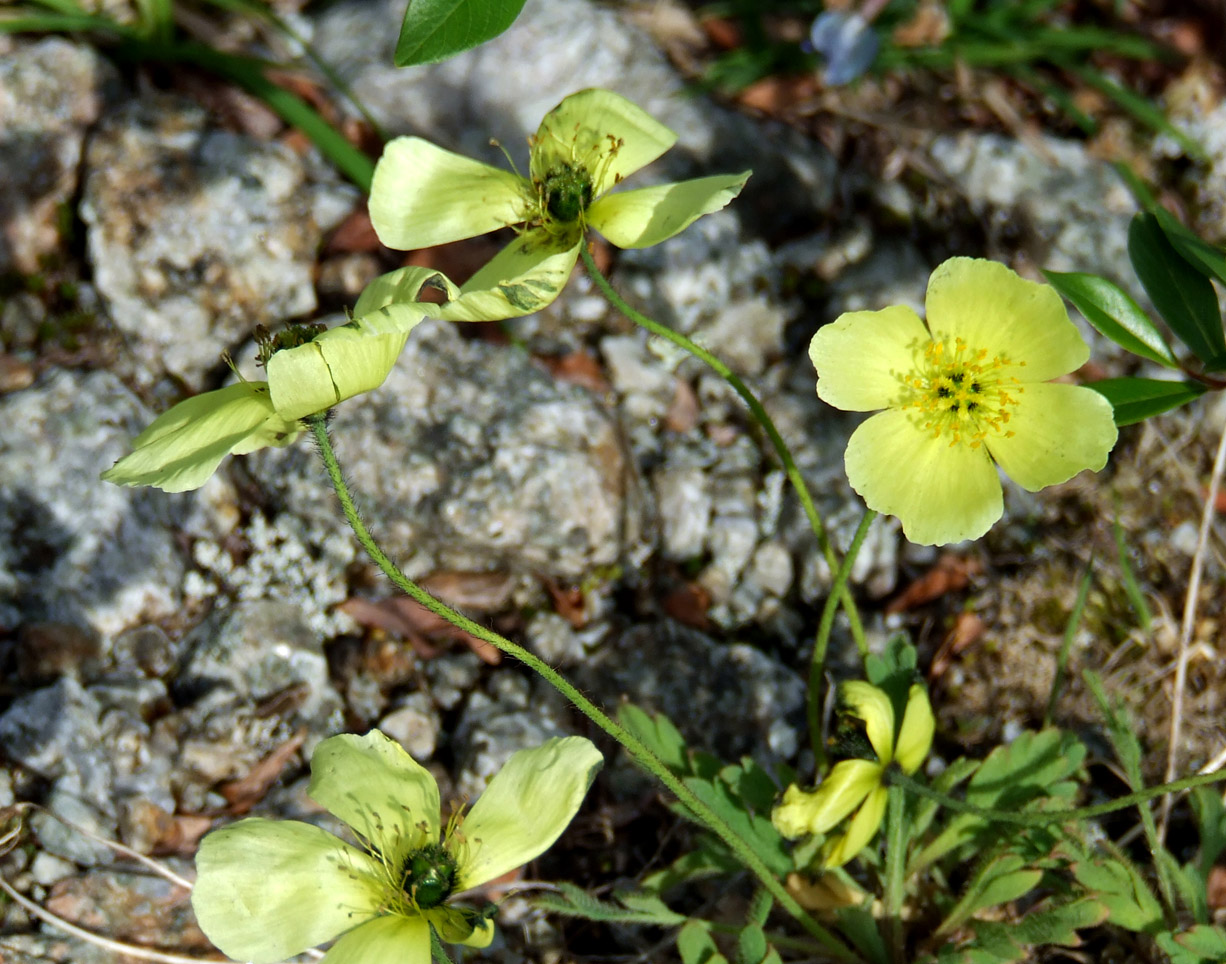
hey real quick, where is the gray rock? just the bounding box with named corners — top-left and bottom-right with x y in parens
top-left (0, 38), bottom-right (119, 275)
top-left (379, 691), bottom-right (441, 761)
top-left (580, 622), bottom-right (805, 763)
top-left (80, 96), bottom-right (358, 387)
top-left (0, 368), bottom-right (185, 637)
top-left (929, 132), bottom-right (1137, 281)
top-left (454, 672), bottom-right (573, 799)
top-left (253, 319), bottom-right (640, 582)
top-left (176, 598), bottom-right (343, 728)
top-left (654, 464), bottom-right (712, 562)
top-left (425, 651), bottom-right (484, 710)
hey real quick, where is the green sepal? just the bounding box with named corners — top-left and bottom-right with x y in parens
top-left (1087, 376), bottom-right (1207, 426)
top-left (1042, 269), bottom-right (1178, 368)
top-left (1128, 212), bottom-right (1226, 369)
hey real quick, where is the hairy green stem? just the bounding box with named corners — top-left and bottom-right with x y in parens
top-left (307, 417), bottom-right (859, 962)
top-left (890, 767), bottom-right (1226, 826)
top-left (808, 510), bottom-right (876, 772)
top-left (578, 244), bottom-right (865, 662)
top-left (883, 786), bottom-right (906, 964)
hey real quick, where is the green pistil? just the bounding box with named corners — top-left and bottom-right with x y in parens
top-left (899, 337), bottom-right (1022, 448)
top-left (541, 162), bottom-right (593, 223)
top-left (402, 844), bottom-right (458, 910)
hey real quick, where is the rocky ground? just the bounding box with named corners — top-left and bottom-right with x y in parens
top-left (1, 0), bottom-right (1225, 961)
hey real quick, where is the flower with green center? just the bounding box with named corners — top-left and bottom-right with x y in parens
top-left (101, 269), bottom-right (449, 492)
top-left (773, 681), bottom-right (933, 868)
top-left (191, 730), bottom-right (603, 964)
top-left (368, 87), bottom-right (750, 320)
top-left (810, 257), bottom-right (1118, 545)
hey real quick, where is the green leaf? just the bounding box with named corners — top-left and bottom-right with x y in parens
top-left (834, 905), bottom-right (890, 964)
top-left (1153, 207), bottom-right (1226, 288)
top-left (1069, 848), bottom-right (1165, 933)
top-left (937, 853), bottom-right (1043, 936)
top-left (1157, 924), bottom-right (1226, 964)
top-left (1129, 213), bottom-right (1226, 368)
top-left (736, 923), bottom-right (767, 964)
top-left (617, 704), bottom-right (690, 777)
top-left (1191, 786), bottom-right (1226, 881)
top-left (678, 920), bottom-right (729, 964)
top-left (1087, 377), bottom-right (1207, 426)
top-left (680, 775), bottom-right (792, 875)
top-left (394, 0), bottom-right (527, 67)
top-left (641, 847), bottom-right (742, 895)
top-left (535, 883), bottom-right (685, 927)
top-left (1042, 270), bottom-right (1177, 368)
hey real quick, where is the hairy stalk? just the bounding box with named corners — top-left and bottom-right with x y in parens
top-left (578, 244), bottom-right (865, 662)
top-left (883, 785), bottom-right (906, 964)
top-left (889, 768), bottom-right (1226, 826)
top-left (808, 510), bottom-right (876, 772)
top-left (307, 417), bottom-right (859, 962)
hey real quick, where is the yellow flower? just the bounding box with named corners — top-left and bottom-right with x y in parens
top-left (773, 681), bottom-right (933, 868)
top-left (102, 270), bottom-right (445, 492)
top-left (810, 257), bottom-right (1118, 545)
top-left (191, 731), bottom-right (603, 964)
top-left (368, 88), bottom-right (749, 320)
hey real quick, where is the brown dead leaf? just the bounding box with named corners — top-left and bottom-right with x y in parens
top-left (219, 729), bottom-right (307, 814)
top-left (1208, 864), bottom-right (1226, 909)
top-left (664, 378), bottom-right (700, 433)
top-left (544, 579), bottom-right (588, 629)
top-left (420, 571), bottom-right (516, 612)
top-left (886, 554), bottom-right (980, 614)
top-left (661, 582), bottom-right (711, 631)
top-left (325, 208), bottom-right (381, 255)
top-left (339, 596), bottom-right (502, 665)
top-left (540, 351), bottom-right (611, 394)
top-left (892, 0), bottom-right (951, 47)
top-left (928, 611), bottom-right (986, 681)
top-left (155, 814), bottom-right (214, 856)
top-left (700, 15), bottom-right (742, 50)
top-left (737, 75), bottom-right (819, 117)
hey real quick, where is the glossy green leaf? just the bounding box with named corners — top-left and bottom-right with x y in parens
top-left (394, 0), bottom-right (527, 67)
top-left (1087, 377), bottom-right (1207, 426)
top-left (1042, 270), bottom-right (1177, 368)
top-left (1154, 207), bottom-right (1226, 288)
top-left (1129, 213), bottom-right (1226, 369)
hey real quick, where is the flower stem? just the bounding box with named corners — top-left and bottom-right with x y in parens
top-left (883, 785), bottom-right (906, 964)
top-left (808, 510), bottom-right (876, 772)
top-left (889, 767), bottom-right (1226, 825)
top-left (306, 416), bottom-right (860, 963)
top-left (577, 243), bottom-right (866, 663)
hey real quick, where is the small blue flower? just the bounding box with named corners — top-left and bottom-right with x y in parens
top-left (810, 11), bottom-right (880, 86)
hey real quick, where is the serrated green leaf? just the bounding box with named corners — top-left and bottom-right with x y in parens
top-left (534, 883), bottom-right (686, 927)
top-left (678, 919), bottom-right (729, 964)
top-left (1157, 924), bottom-right (1226, 963)
top-left (1129, 213), bottom-right (1226, 368)
top-left (1087, 377), bottom-right (1207, 425)
top-left (394, 0), bottom-right (527, 67)
top-left (1070, 852), bottom-right (1165, 933)
top-left (1154, 208), bottom-right (1226, 288)
top-left (736, 923), bottom-right (767, 964)
top-left (1043, 270), bottom-right (1178, 367)
top-left (618, 703), bottom-right (690, 777)
top-left (681, 775), bottom-right (792, 875)
top-left (642, 847), bottom-right (742, 895)
top-left (938, 854), bottom-right (1043, 936)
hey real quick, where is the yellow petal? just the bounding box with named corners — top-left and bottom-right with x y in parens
top-left (894, 684), bottom-right (935, 775)
top-left (430, 231), bottom-right (580, 321)
top-left (985, 382), bottom-right (1117, 491)
top-left (369, 136), bottom-right (532, 250)
top-left (586, 172), bottom-right (750, 249)
top-left (810, 306), bottom-right (929, 412)
top-left (925, 258), bottom-right (1088, 382)
top-left (839, 682), bottom-right (896, 764)
top-left (822, 786), bottom-right (888, 868)
top-left (531, 88), bottom-right (676, 197)
top-left (319, 915), bottom-right (431, 964)
top-left (844, 408), bottom-right (1003, 546)
top-left (308, 732), bottom-right (441, 867)
top-left (771, 760), bottom-right (882, 838)
top-left (101, 382), bottom-right (299, 493)
top-left (191, 818), bottom-right (385, 964)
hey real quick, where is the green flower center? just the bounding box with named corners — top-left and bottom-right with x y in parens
top-left (897, 337), bottom-right (1023, 447)
top-left (541, 162), bottom-right (594, 223)
top-left (254, 322), bottom-right (326, 367)
top-left (402, 843), bottom-right (458, 910)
